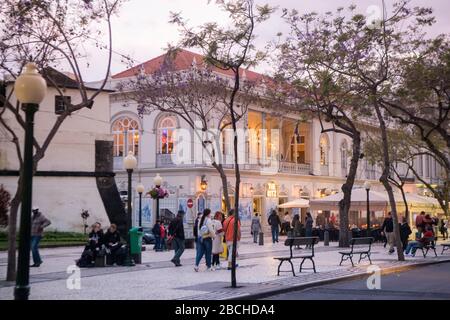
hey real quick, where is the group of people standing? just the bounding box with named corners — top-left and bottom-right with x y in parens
top-left (260, 210), bottom-right (313, 244)
top-left (193, 209), bottom-right (241, 271)
top-left (381, 211), bottom-right (447, 256)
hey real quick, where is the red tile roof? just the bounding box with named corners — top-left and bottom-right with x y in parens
top-left (112, 49), bottom-right (264, 81)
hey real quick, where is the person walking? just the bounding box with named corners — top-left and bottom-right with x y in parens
top-left (169, 210), bottom-right (185, 267)
top-left (194, 209), bottom-right (215, 272)
top-left (282, 212), bottom-right (292, 235)
top-left (31, 207), bottom-right (51, 267)
top-left (305, 212), bottom-right (314, 237)
top-left (211, 211), bottom-right (224, 270)
top-left (440, 218), bottom-right (448, 240)
top-left (152, 220), bottom-right (162, 252)
top-left (399, 217), bottom-right (412, 251)
top-left (381, 212), bottom-right (395, 254)
top-left (223, 209), bottom-right (241, 270)
top-left (250, 212), bottom-right (262, 243)
top-left (268, 210), bottom-right (281, 243)
top-left (292, 214), bottom-right (302, 237)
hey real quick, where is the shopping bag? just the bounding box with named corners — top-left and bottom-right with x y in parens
top-left (220, 243), bottom-right (227, 259)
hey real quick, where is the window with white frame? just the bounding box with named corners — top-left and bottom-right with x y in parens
top-left (319, 135), bottom-right (329, 166)
top-left (112, 116), bottom-right (140, 157)
top-left (340, 140), bottom-right (348, 171)
top-left (158, 116), bottom-right (176, 154)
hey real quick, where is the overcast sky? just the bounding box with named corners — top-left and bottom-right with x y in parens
top-left (80, 0), bottom-right (450, 81)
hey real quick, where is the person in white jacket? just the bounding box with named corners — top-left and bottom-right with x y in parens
top-left (211, 211), bottom-right (225, 270)
top-left (194, 209), bottom-right (216, 272)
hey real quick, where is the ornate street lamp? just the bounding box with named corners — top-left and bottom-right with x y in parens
top-left (200, 175), bottom-right (208, 192)
top-left (14, 62), bottom-right (47, 301)
top-left (153, 174), bottom-right (163, 220)
top-left (364, 181), bottom-right (371, 237)
top-left (136, 183), bottom-right (145, 227)
top-left (123, 151), bottom-right (137, 266)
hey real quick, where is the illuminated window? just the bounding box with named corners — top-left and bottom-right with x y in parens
top-left (112, 116), bottom-right (140, 157)
top-left (319, 134), bottom-right (329, 166)
top-left (340, 140), bottom-right (348, 170)
top-left (158, 116), bottom-right (176, 154)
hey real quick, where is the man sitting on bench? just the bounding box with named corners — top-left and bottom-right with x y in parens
top-left (404, 226), bottom-right (434, 256)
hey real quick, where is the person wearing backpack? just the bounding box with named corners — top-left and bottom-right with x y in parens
top-left (194, 209), bottom-right (215, 272)
top-left (169, 210), bottom-right (185, 266)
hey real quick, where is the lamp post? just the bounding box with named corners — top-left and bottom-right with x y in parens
top-left (123, 151), bottom-right (137, 266)
top-left (154, 174), bottom-right (163, 221)
top-left (13, 63), bottom-right (47, 300)
top-left (364, 181), bottom-right (371, 237)
top-left (136, 183), bottom-right (145, 227)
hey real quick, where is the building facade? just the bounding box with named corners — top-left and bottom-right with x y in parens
top-left (0, 70), bottom-right (113, 232)
top-left (109, 50), bottom-right (445, 232)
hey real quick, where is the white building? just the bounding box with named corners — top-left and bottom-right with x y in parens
top-left (0, 68), bottom-right (114, 232)
top-left (109, 49), bottom-right (445, 231)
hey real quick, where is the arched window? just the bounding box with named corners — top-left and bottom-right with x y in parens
top-left (319, 134), bottom-right (329, 166)
top-left (340, 140), bottom-right (348, 170)
top-left (112, 116), bottom-right (140, 157)
top-left (158, 116), bottom-right (176, 154)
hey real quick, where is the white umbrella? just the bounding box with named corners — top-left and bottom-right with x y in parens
top-left (278, 198), bottom-right (310, 208)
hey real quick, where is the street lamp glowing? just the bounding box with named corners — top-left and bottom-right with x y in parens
top-left (364, 181), bottom-right (371, 191)
top-left (14, 63), bottom-right (47, 104)
top-left (123, 151), bottom-right (137, 170)
top-left (154, 173), bottom-right (163, 187)
top-left (136, 183), bottom-right (145, 194)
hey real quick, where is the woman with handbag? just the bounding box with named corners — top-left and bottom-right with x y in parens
top-left (194, 209), bottom-right (216, 272)
top-left (211, 211), bottom-right (225, 270)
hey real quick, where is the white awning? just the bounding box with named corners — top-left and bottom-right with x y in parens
top-left (278, 198), bottom-right (310, 208)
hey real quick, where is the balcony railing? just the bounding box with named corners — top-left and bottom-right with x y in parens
top-left (279, 162), bottom-right (311, 175)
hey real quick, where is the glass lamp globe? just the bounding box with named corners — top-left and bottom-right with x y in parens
top-left (14, 62), bottom-right (47, 104)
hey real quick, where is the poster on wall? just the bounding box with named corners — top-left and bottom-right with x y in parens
top-left (197, 195), bottom-right (206, 213)
top-left (134, 196), bottom-right (152, 227)
top-left (238, 198), bottom-right (253, 221)
top-left (178, 198), bottom-right (188, 223)
top-left (209, 198), bottom-right (222, 214)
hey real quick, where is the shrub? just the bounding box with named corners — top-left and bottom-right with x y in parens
top-left (0, 185), bottom-right (10, 227)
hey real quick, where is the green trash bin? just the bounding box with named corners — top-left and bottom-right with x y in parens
top-left (129, 227), bottom-right (144, 264)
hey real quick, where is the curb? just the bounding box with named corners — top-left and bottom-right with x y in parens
top-left (228, 258), bottom-right (450, 300)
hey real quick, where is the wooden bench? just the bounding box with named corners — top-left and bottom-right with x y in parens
top-left (441, 243), bottom-right (450, 255)
top-left (274, 237), bottom-right (319, 276)
top-left (412, 237), bottom-right (437, 258)
top-left (339, 237), bottom-right (374, 267)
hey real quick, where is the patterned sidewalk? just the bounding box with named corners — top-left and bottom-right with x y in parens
top-left (1, 238), bottom-right (449, 300)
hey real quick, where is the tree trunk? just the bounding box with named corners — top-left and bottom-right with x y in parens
top-left (231, 130), bottom-right (240, 288)
top-left (6, 178), bottom-right (22, 281)
top-left (338, 132), bottom-right (361, 247)
top-left (213, 163), bottom-right (231, 212)
top-left (374, 102), bottom-right (405, 261)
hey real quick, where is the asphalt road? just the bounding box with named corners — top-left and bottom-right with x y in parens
top-left (264, 262), bottom-right (450, 300)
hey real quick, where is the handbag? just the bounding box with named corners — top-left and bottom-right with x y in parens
top-left (167, 235), bottom-right (174, 245)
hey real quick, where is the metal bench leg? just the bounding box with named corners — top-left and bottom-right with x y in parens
top-left (422, 248), bottom-right (427, 258)
top-left (277, 260), bottom-right (284, 276)
top-left (367, 253), bottom-right (372, 265)
top-left (339, 254), bottom-right (345, 266)
top-left (289, 260), bottom-right (296, 276)
top-left (311, 258), bottom-right (316, 273)
top-left (432, 248), bottom-right (437, 257)
top-left (349, 255), bottom-right (354, 267)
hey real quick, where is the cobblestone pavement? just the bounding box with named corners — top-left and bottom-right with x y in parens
top-left (1, 236), bottom-right (449, 300)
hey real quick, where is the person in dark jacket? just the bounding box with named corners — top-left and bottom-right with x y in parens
top-left (103, 224), bottom-right (121, 264)
top-left (399, 217), bottom-right (412, 251)
top-left (291, 214), bottom-right (302, 237)
top-left (381, 212), bottom-right (395, 254)
top-left (169, 210), bottom-right (185, 266)
top-left (87, 222), bottom-right (104, 260)
top-left (152, 220), bottom-right (162, 252)
top-left (268, 210), bottom-right (281, 243)
top-left (305, 212), bottom-right (314, 237)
